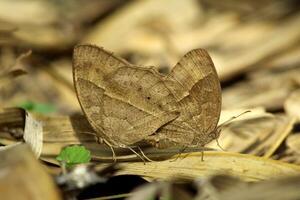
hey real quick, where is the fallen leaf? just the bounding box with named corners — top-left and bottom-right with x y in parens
top-left (117, 151), bottom-right (300, 182)
top-left (0, 144), bottom-right (62, 200)
top-left (198, 174), bottom-right (300, 200)
top-left (0, 108), bottom-right (43, 157)
top-left (209, 114), bottom-right (295, 158)
top-left (284, 89), bottom-right (300, 121)
top-left (286, 133), bottom-right (300, 155)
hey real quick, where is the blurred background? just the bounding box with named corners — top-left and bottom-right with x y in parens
top-left (1, 0), bottom-right (300, 115)
top-left (2, 2), bottom-right (300, 199)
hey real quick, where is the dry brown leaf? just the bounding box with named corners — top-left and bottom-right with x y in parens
top-left (47, 59), bottom-right (74, 89)
top-left (0, 49), bottom-right (29, 88)
top-left (128, 181), bottom-right (194, 200)
top-left (83, 0), bottom-right (300, 81)
top-left (196, 174), bottom-right (300, 200)
top-left (286, 133), bottom-right (300, 155)
top-left (0, 108), bottom-right (43, 157)
top-left (210, 114), bottom-right (295, 157)
top-left (247, 115), bottom-right (295, 158)
top-left (0, 64), bottom-right (79, 113)
top-left (0, 144), bottom-right (62, 200)
top-left (265, 45), bottom-right (300, 70)
top-left (73, 44), bottom-right (222, 152)
top-left (279, 142), bottom-right (300, 165)
top-left (23, 111), bottom-right (43, 157)
top-left (222, 66), bottom-right (300, 110)
top-left (0, 0), bottom-right (123, 49)
top-left (83, 0), bottom-right (201, 54)
top-left (284, 89), bottom-right (300, 121)
top-left (117, 151), bottom-right (300, 182)
top-left (216, 13), bottom-right (300, 80)
top-left (0, 111), bottom-right (147, 165)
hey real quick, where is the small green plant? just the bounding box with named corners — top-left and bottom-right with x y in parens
top-left (56, 145), bottom-right (91, 168)
top-left (19, 101), bottom-right (56, 114)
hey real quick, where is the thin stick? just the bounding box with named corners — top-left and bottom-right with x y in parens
top-left (87, 192), bottom-right (132, 200)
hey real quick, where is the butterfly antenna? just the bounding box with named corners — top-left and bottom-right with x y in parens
top-left (219, 110), bottom-right (251, 128)
top-left (213, 111), bottom-right (250, 152)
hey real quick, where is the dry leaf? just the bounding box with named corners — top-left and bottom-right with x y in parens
top-left (0, 111), bottom-right (151, 165)
top-left (73, 44), bottom-right (221, 151)
top-left (284, 89), bottom-right (300, 121)
top-left (0, 50), bottom-right (29, 88)
top-left (128, 181), bottom-right (194, 200)
top-left (209, 113), bottom-right (295, 158)
top-left (0, 64), bottom-right (79, 113)
top-left (194, 174), bottom-right (300, 200)
top-left (286, 133), bottom-right (300, 155)
top-left (0, 144), bottom-right (62, 200)
top-left (117, 151), bottom-right (300, 182)
top-left (83, 0), bottom-right (201, 54)
top-left (222, 66), bottom-right (300, 110)
top-left (279, 133), bottom-right (300, 164)
top-left (23, 111), bottom-right (43, 157)
top-left (83, 0), bottom-right (300, 81)
top-left (0, 108), bottom-right (43, 157)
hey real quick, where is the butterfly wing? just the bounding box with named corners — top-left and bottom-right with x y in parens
top-left (147, 49), bottom-right (221, 147)
top-left (73, 45), bottom-right (178, 146)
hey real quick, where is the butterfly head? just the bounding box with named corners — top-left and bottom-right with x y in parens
top-left (191, 126), bottom-right (223, 148)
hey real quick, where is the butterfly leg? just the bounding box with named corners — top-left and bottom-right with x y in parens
top-left (120, 144), bottom-right (146, 164)
top-left (95, 136), bottom-right (103, 144)
top-left (201, 146), bottom-right (205, 161)
top-left (103, 139), bottom-right (117, 162)
top-left (170, 146), bottom-right (188, 162)
top-left (92, 134), bottom-right (117, 162)
top-left (137, 146), bottom-right (155, 162)
top-left (109, 144), bottom-right (117, 163)
top-left (216, 137), bottom-right (225, 151)
top-left (211, 128), bottom-right (225, 151)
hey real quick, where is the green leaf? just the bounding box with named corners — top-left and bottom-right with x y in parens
top-left (56, 145), bottom-right (91, 168)
top-left (18, 101), bottom-right (56, 114)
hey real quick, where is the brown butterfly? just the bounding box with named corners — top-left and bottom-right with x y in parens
top-left (73, 44), bottom-right (221, 161)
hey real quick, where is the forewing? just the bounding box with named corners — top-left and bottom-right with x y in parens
top-left (73, 45), bottom-right (178, 146)
top-left (156, 49), bottom-right (221, 146)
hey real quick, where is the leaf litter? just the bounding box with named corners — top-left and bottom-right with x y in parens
top-left (1, 0), bottom-right (300, 199)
